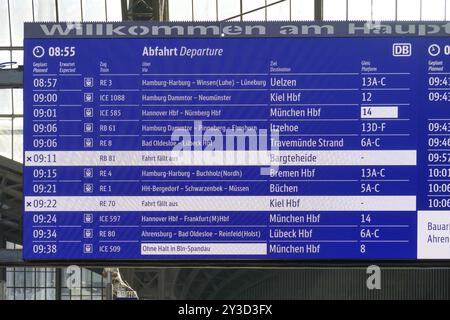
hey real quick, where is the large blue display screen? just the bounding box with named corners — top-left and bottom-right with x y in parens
top-left (23, 22), bottom-right (450, 260)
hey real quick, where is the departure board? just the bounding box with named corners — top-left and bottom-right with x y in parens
top-left (23, 22), bottom-right (450, 260)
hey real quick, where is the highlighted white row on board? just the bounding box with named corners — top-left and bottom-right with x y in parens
top-left (24, 150), bottom-right (417, 166)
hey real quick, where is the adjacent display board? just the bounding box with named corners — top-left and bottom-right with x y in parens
top-left (23, 22), bottom-right (450, 260)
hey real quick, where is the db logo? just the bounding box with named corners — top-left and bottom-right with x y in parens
top-left (393, 43), bottom-right (412, 57)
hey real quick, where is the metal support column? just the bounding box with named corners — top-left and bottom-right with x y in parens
top-left (121, 0), bottom-right (168, 21)
top-left (314, 0), bottom-right (323, 21)
top-left (0, 234), bottom-right (5, 283)
top-left (55, 269), bottom-right (62, 300)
